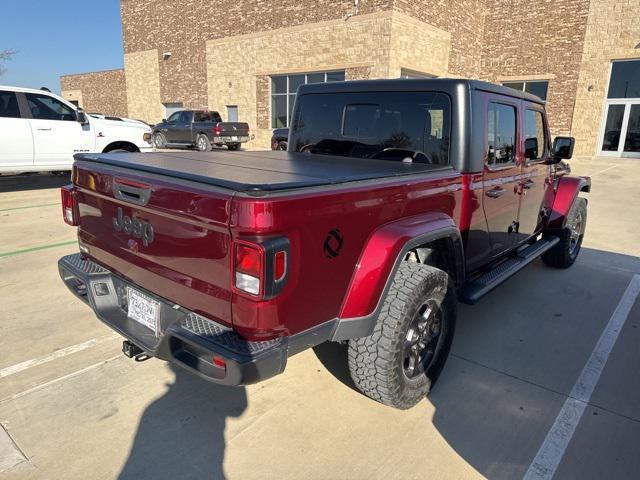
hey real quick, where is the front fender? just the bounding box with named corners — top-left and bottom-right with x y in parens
top-left (332, 212), bottom-right (463, 341)
top-left (547, 175), bottom-right (591, 230)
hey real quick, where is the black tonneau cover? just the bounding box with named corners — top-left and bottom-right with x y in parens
top-left (75, 150), bottom-right (449, 194)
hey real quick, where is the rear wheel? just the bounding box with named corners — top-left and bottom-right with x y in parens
top-left (542, 197), bottom-right (587, 269)
top-left (227, 143), bottom-right (240, 151)
top-left (196, 134), bottom-right (211, 152)
top-left (153, 132), bottom-right (167, 149)
top-left (348, 262), bottom-right (456, 409)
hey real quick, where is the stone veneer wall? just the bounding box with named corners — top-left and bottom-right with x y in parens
top-left (207, 11), bottom-right (451, 149)
top-left (571, 0), bottom-right (640, 157)
top-left (120, 0), bottom-right (394, 110)
top-left (480, 0), bottom-right (591, 138)
top-left (124, 49), bottom-right (164, 124)
top-left (60, 69), bottom-right (127, 117)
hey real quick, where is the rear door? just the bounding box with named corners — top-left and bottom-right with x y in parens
top-left (73, 159), bottom-right (235, 327)
top-left (482, 100), bottom-right (521, 257)
top-left (25, 91), bottom-right (93, 167)
top-left (0, 90), bottom-right (33, 169)
top-left (518, 105), bottom-right (551, 241)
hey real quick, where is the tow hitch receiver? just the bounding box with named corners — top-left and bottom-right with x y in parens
top-left (122, 340), bottom-right (144, 358)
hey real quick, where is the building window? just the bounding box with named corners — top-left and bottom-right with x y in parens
top-left (226, 105), bottom-right (238, 122)
top-left (271, 70), bottom-right (345, 128)
top-left (502, 80), bottom-right (549, 101)
top-left (607, 60), bottom-right (640, 99)
top-left (399, 68), bottom-right (436, 79)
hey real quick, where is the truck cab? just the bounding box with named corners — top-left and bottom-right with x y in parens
top-left (0, 85), bottom-right (153, 174)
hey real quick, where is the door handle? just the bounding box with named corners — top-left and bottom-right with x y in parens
top-left (486, 187), bottom-right (505, 198)
top-left (37, 128), bottom-right (52, 131)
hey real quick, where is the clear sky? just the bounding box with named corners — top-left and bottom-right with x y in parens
top-left (0, 1), bottom-right (123, 94)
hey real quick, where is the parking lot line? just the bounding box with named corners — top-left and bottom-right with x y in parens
top-left (0, 240), bottom-right (76, 258)
top-left (523, 274), bottom-right (640, 480)
top-left (0, 334), bottom-right (119, 379)
top-left (0, 355), bottom-right (122, 406)
top-left (0, 202), bottom-right (58, 213)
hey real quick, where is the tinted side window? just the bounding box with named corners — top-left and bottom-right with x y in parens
top-left (0, 90), bottom-right (21, 118)
top-left (178, 111), bottom-right (192, 123)
top-left (524, 109), bottom-right (547, 160)
top-left (488, 102), bottom-right (516, 165)
top-left (167, 112), bottom-right (181, 123)
top-left (25, 93), bottom-right (76, 121)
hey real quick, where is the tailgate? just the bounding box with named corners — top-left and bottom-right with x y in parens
top-left (218, 122), bottom-right (249, 136)
top-left (73, 159), bottom-right (234, 327)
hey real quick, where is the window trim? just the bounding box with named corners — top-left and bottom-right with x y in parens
top-left (271, 70), bottom-right (345, 128)
top-left (486, 100), bottom-right (519, 170)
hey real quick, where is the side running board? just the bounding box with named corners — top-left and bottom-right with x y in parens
top-left (458, 236), bottom-right (560, 305)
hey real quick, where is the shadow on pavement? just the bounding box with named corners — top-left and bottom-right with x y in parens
top-left (118, 364), bottom-right (247, 480)
top-left (0, 172), bottom-right (71, 192)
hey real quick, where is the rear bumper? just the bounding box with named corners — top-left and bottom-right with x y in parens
top-left (211, 135), bottom-right (250, 144)
top-left (58, 253), bottom-right (287, 385)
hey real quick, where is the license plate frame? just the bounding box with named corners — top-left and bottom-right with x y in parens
top-left (127, 287), bottom-right (160, 336)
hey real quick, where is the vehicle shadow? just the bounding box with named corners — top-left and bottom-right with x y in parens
top-left (313, 248), bottom-right (639, 479)
top-left (0, 172), bottom-right (71, 192)
top-left (118, 364), bottom-right (247, 480)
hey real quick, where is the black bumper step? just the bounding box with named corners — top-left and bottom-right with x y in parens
top-left (459, 236), bottom-right (559, 304)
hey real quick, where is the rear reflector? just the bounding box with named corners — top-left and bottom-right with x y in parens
top-left (61, 185), bottom-right (77, 226)
top-left (274, 251), bottom-right (286, 282)
top-left (212, 356), bottom-right (227, 369)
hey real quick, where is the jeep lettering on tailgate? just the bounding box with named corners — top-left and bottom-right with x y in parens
top-left (112, 207), bottom-right (154, 246)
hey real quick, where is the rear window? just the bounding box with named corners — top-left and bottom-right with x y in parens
top-left (290, 91), bottom-right (451, 165)
top-left (194, 111), bottom-right (222, 122)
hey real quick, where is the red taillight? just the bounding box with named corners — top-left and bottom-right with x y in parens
top-left (234, 243), bottom-right (263, 296)
top-left (274, 251), bottom-right (286, 282)
top-left (213, 123), bottom-right (221, 136)
top-left (61, 185), bottom-right (77, 226)
top-left (212, 356), bottom-right (226, 370)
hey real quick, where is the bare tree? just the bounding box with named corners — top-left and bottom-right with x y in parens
top-left (0, 49), bottom-right (17, 76)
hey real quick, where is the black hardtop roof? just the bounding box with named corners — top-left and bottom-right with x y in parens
top-left (298, 77), bottom-right (545, 105)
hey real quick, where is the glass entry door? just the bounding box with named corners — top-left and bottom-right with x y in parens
top-left (599, 101), bottom-right (640, 158)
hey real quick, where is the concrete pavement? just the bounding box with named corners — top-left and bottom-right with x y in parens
top-left (1, 157), bottom-right (639, 479)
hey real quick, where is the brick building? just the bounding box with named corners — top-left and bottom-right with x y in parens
top-left (60, 0), bottom-right (640, 157)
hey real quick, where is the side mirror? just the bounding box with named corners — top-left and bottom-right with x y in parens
top-left (76, 109), bottom-right (89, 125)
top-left (162, 118), bottom-right (167, 123)
top-left (552, 136), bottom-right (575, 160)
top-left (524, 137), bottom-right (538, 160)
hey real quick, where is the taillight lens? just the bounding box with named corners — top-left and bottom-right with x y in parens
top-left (213, 123), bottom-right (221, 136)
top-left (235, 243), bottom-right (262, 295)
top-left (61, 185), bottom-right (77, 226)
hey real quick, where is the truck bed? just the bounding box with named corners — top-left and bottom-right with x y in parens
top-left (75, 150), bottom-right (448, 194)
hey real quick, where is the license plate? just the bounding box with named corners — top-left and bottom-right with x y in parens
top-left (231, 136), bottom-right (238, 141)
top-left (127, 287), bottom-right (160, 335)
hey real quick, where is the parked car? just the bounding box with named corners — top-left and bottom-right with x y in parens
top-left (58, 79), bottom-right (589, 409)
top-left (271, 128), bottom-right (289, 150)
top-left (0, 85), bottom-right (152, 174)
top-left (152, 110), bottom-right (250, 151)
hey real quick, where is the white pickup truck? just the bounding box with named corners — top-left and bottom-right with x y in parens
top-left (0, 85), bottom-right (153, 174)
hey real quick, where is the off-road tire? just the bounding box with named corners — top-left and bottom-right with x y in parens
top-left (153, 132), bottom-right (167, 149)
top-left (348, 262), bottom-right (456, 409)
top-left (196, 134), bottom-right (212, 152)
top-left (542, 197), bottom-right (587, 269)
top-left (227, 143), bottom-right (240, 151)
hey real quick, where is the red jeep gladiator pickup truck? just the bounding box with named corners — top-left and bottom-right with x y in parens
top-left (58, 79), bottom-right (590, 409)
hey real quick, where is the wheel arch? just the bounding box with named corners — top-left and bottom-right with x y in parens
top-left (547, 175), bottom-right (591, 230)
top-left (332, 212), bottom-right (464, 341)
top-left (102, 141), bottom-right (139, 153)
